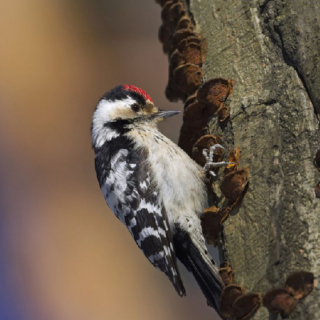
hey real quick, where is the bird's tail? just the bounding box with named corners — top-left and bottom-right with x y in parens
top-left (173, 227), bottom-right (224, 313)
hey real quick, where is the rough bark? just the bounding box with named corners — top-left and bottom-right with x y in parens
top-left (187, 0), bottom-right (320, 319)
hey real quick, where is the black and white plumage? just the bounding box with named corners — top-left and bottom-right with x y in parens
top-left (91, 85), bottom-right (225, 312)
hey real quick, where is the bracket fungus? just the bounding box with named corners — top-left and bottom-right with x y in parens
top-left (178, 78), bottom-right (234, 155)
top-left (198, 144), bottom-right (246, 244)
top-left (220, 168), bottom-right (249, 206)
top-left (178, 36), bottom-right (202, 52)
top-left (170, 43), bottom-right (202, 70)
top-left (224, 148), bottom-right (241, 174)
top-left (179, 102), bottom-right (214, 155)
top-left (184, 92), bottom-right (197, 110)
top-left (232, 293), bottom-right (262, 320)
top-left (263, 271), bottom-right (314, 317)
top-left (263, 288), bottom-right (298, 317)
top-left (197, 78), bottom-right (234, 122)
top-left (176, 16), bottom-right (193, 30)
top-left (219, 264), bottom-right (261, 320)
top-left (285, 271), bottom-right (314, 300)
top-left (156, 0), bottom-right (206, 103)
top-left (219, 261), bottom-right (234, 286)
top-left (173, 63), bottom-right (203, 96)
top-left (201, 206), bottom-right (231, 245)
top-left (221, 285), bottom-right (245, 319)
top-left (192, 134), bottom-right (223, 167)
top-left (161, 1), bottom-right (185, 24)
top-left (158, 24), bottom-right (172, 54)
top-left (172, 28), bottom-right (197, 50)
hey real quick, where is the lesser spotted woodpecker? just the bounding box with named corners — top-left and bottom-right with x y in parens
top-left (91, 85), bottom-right (227, 312)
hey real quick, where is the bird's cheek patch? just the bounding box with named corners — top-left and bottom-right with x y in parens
top-left (109, 107), bottom-right (136, 120)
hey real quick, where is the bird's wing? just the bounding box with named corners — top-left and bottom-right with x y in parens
top-left (99, 145), bottom-right (186, 296)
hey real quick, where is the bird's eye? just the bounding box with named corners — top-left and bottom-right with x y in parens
top-left (131, 104), bottom-right (141, 113)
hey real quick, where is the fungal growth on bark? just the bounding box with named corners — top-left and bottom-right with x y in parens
top-left (263, 271), bottom-right (314, 319)
top-left (220, 168), bottom-right (249, 207)
top-left (179, 79), bottom-right (234, 156)
top-left (285, 271), bottom-right (314, 300)
top-left (263, 289), bottom-right (298, 317)
top-left (157, 0), bottom-right (205, 102)
top-left (219, 261), bottom-right (234, 286)
top-left (221, 287), bottom-right (262, 320)
top-left (220, 284), bottom-right (245, 319)
top-left (192, 135), bottom-right (223, 167)
top-left (201, 206), bottom-right (231, 245)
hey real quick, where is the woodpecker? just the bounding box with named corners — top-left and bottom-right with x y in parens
top-left (91, 85), bottom-right (228, 312)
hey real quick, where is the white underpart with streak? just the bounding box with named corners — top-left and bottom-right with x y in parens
top-left (125, 123), bottom-right (208, 234)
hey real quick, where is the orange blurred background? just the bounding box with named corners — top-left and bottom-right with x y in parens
top-left (0, 1), bottom-right (219, 319)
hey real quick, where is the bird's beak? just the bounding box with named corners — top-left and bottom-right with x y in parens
top-left (151, 110), bottom-right (181, 120)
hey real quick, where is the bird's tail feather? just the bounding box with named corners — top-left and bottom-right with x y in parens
top-left (173, 228), bottom-right (223, 313)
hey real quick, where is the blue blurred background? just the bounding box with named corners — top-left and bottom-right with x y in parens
top-left (0, 1), bottom-right (219, 319)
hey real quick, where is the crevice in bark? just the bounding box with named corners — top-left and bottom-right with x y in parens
top-left (274, 27), bottom-right (315, 117)
top-left (258, 0), bottom-right (272, 15)
top-left (259, 2), bottom-right (318, 117)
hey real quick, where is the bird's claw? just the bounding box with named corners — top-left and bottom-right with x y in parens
top-left (202, 144), bottom-right (234, 177)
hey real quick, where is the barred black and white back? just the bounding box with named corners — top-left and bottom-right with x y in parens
top-left (91, 85), bottom-right (224, 312)
top-left (94, 132), bottom-right (185, 295)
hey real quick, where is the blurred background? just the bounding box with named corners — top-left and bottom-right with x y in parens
top-left (0, 1), bottom-right (219, 319)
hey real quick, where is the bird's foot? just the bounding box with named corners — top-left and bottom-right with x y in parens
top-left (202, 144), bottom-right (234, 177)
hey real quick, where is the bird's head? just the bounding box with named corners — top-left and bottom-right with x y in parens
top-left (91, 85), bottom-right (180, 148)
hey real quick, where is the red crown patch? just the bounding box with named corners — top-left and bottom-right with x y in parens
top-left (123, 85), bottom-right (153, 103)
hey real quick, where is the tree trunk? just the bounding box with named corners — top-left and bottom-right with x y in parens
top-left (157, 0), bottom-right (320, 319)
